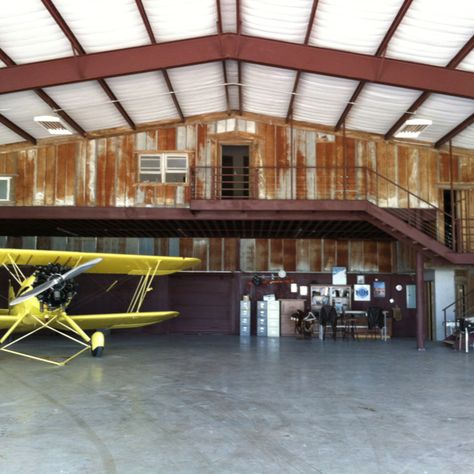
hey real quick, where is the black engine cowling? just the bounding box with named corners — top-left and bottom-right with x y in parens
top-left (33, 264), bottom-right (78, 309)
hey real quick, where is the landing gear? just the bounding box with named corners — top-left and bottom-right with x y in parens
top-left (91, 331), bottom-right (105, 357)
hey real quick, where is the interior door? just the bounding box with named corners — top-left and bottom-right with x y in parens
top-left (221, 145), bottom-right (249, 199)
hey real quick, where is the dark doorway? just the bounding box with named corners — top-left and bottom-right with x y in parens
top-left (221, 145), bottom-right (249, 199)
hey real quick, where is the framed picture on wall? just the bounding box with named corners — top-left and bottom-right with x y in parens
top-left (332, 267), bottom-right (347, 285)
top-left (354, 284), bottom-right (371, 301)
top-left (373, 281), bottom-right (386, 298)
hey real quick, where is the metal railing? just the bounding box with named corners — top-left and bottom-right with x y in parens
top-left (443, 288), bottom-right (474, 338)
top-left (191, 165), bottom-right (473, 252)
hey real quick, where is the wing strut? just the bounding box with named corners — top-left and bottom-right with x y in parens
top-left (127, 261), bottom-right (161, 313)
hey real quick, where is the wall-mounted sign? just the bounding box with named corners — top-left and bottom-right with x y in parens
top-left (354, 284), bottom-right (371, 301)
top-left (332, 267), bottom-right (347, 285)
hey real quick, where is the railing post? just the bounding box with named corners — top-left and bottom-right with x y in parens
top-left (416, 252), bottom-right (426, 351)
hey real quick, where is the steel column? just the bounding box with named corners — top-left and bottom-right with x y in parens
top-left (416, 251), bottom-right (426, 351)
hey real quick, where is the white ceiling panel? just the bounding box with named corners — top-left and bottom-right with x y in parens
top-left (242, 64), bottom-right (296, 118)
top-left (457, 50), bottom-right (474, 72)
top-left (53, 0), bottom-right (149, 53)
top-left (0, 91), bottom-right (59, 140)
top-left (0, 124), bottom-right (25, 146)
top-left (43, 82), bottom-right (127, 132)
top-left (167, 63), bottom-right (226, 117)
top-left (142, 0), bottom-right (217, 42)
top-left (106, 72), bottom-right (179, 124)
top-left (386, 0), bottom-right (474, 66)
top-left (410, 94), bottom-right (474, 143)
top-left (347, 84), bottom-right (421, 135)
top-left (452, 124), bottom-right (474, 150)
top-left (225, 61), bottom-right (240, 110)
top-left (220, 0), bottom-right (237, 33)
top-left (241, 0), bottom-right (314, 43)
top-left (0, 0), bottom-right (73, 63)
top-left (292, 73), bottom-right (358, 126)
top-left (309, 0), bottom-right (405, 54)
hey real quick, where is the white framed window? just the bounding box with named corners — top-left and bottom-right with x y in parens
top-left (139, 153), bottom-right (188, 184)
top-left (0, 177), bottom-right (12, 201)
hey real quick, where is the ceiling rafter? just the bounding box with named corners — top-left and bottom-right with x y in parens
top-left (135, 0), bottom-right (185, 121)
top-left (236, 0), bottom-right (243, 114)
top-left (0, 34), bottom-right (473, 100)
top-left (0, 113), bottom-right (37, 145)
top-left (286, 0), bottom-right (320, 122)
top-left (216, 0), bottom-right (231, 114)
top-left (384, 34), bottom-right (474, 140)
top-left (334, 0), bottom-right (413, 131)
top-left (435, 113), bottom-right (474, 149)
top-left (40, 0), bottom-right (136, 130)
top-left (0, 48), bottom-right (86, 138)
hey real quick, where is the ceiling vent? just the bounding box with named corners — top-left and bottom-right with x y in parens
top-left (394, 118), bottom-right (432, 139)
top-left (34, 115), bottom-right (72, 135)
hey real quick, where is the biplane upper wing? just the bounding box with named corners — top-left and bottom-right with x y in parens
top-left (0, 248), bottom-right (200, 275)
top-left (67, 311), bottom-right (179, 330)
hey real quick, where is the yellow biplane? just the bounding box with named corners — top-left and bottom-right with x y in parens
top-left (0, 248), bottom-right (199, 366)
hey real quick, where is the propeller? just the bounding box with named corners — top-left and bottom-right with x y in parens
top-left (9, 257), bottom-right (102, 307)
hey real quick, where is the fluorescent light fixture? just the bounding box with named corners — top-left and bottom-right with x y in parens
top-left (395, 119), bottom-right (432, 139)
top-left (34, 115), bottom-right (72, 135)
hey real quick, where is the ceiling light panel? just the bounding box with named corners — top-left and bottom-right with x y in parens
top-left (0, 0), bottom-right (74, 63)
top-left (52, 0), bottom-right (149, 53)
top-left (385, 0), bottom-right (474, 66)
top-left (142, 0), bottom-right (217, 42)
top-left (241, 0), bottom-right (314, 43)
top-left (166, 63), bottom-right (226, 117)
top-left (242, 64), bottom-right (296, 118)
top-left (309, 0), bottom-right (405, 54)
top-left (43, 81), bottom-right (128, 132)
top-left (219, 0), bottom-right (237, 32)
top-left (347, 84), bottom-right (420, 134)
top-left (410, 94), bottom-right (474, 142)
top-left (452, 124), bottom-right (474, 150)
top-left (106, 72), bottom-right (179, 123)
top-left (0, 123), bottom-right (28, 145)
top-left (292, 73), bottom-right (358, 126)
top-left (0, 91), bottom-right (58, 139)
top-left (225, 61), bottom-right (240, 110)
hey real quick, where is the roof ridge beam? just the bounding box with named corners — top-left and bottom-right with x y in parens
top-left (0, 34), bottom-right (473, 100)
top-left (41, 0), bottom-right (136, 130)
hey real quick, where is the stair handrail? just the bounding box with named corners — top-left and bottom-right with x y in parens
top-left (442, 288), bottom-right (474, 338)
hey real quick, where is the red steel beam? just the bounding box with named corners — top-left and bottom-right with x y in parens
top-left (385, 34), bottom-right (474, 140)
top-left (435, 112), bottom-right (474, 149)
top-left (334, 0), bottom-right (413, 131)
top-left (0, 34), bottom-right (473, 99)
top-left (216, 0), bottom-right (231, 114)
top-left (41, 0), bottom-right (136, 129)
top-left (0, 114), bottom-right (37, 144)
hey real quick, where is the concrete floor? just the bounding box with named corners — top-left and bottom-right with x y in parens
top-left (0, 334), bottom-right (473, 474)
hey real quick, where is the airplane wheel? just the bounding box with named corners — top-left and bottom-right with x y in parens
top-left (91, 331), bottom-right (105, 358)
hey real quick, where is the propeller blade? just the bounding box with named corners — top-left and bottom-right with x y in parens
top-left (62, 257), bottom-right (103, 281)
top-left (9, 257), bottom-right (102, 306)
top-left (9, 276), bottom-right (62, 306)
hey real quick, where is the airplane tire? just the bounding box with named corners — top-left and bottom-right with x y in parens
top-left (91, 331), bottom-right (105, 358)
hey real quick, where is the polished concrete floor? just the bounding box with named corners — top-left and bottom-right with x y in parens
top-left (0, 334), bottom-right (473, 474)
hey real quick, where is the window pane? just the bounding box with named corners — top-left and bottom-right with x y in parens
top-left (166, 156), bottom-right (187, 170)
top-left (0, 179), bottom-right (8, 200)
top-left (165, 173), bottom-right (186, 183)
top-left (139, 173), bottom-right (161, 183)
top-left (140, 156), bottom-right (161, 171)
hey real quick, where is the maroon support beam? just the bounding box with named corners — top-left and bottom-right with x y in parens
top-left (41, 0), bottom-right (136, 130)
top-left (385, 34), bottom-right (474, 140)
top-left (435, 112), bottom-right (474, 149)
top-left (0, 114), bottom-right (37, 145)
top-left (334, 0), bottom-right (413, 131)
top-left (0, 35), bottom-right (473, 99)
top-left (216, 0), bottom-right (231, 114)
top-left (416, 252), bottom-right (426, 351)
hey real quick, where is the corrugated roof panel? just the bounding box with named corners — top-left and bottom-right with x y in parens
top-left (0, 0), bottom-right (73, 63)
top-left (292, 73), bottom-right (358, 126)
top-left (347, 84), bottom-right (421, 135)
top-left (166, 63), bottom-right (226, 117)
top-left (241, 0), bottom-right (313, 43)
top-left (386, 0), bottom-right (474, 66)
top-left (142, 0), bottom-right (217, 42)
top-left (225, 61), bottom-right (240, 110)
top-left (457, 50), bottom-right (474, 72)
top-left (309, 0), bottom-right (405, 54)
top-left (0, 91), bottom-right (58, 140)
top-left (452, 124), bottom-right (474, 150)
top-left (410, 94), bottom-right (474, 143)
top-left (242, 64), bottom-right (296, 118)
top-left (106, 72), bottom-right (179, 124)
top-left (53, 0), bottom-right (148, 53)
top-left (220, 0), bottom-right (237, 32)
top-left (43, 82), bottom-right (127, 132)
top-left (0, 124), bottom-right (25, 145)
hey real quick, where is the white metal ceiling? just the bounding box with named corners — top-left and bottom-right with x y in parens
top-left (0, 0), bottom-right (472, 150)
